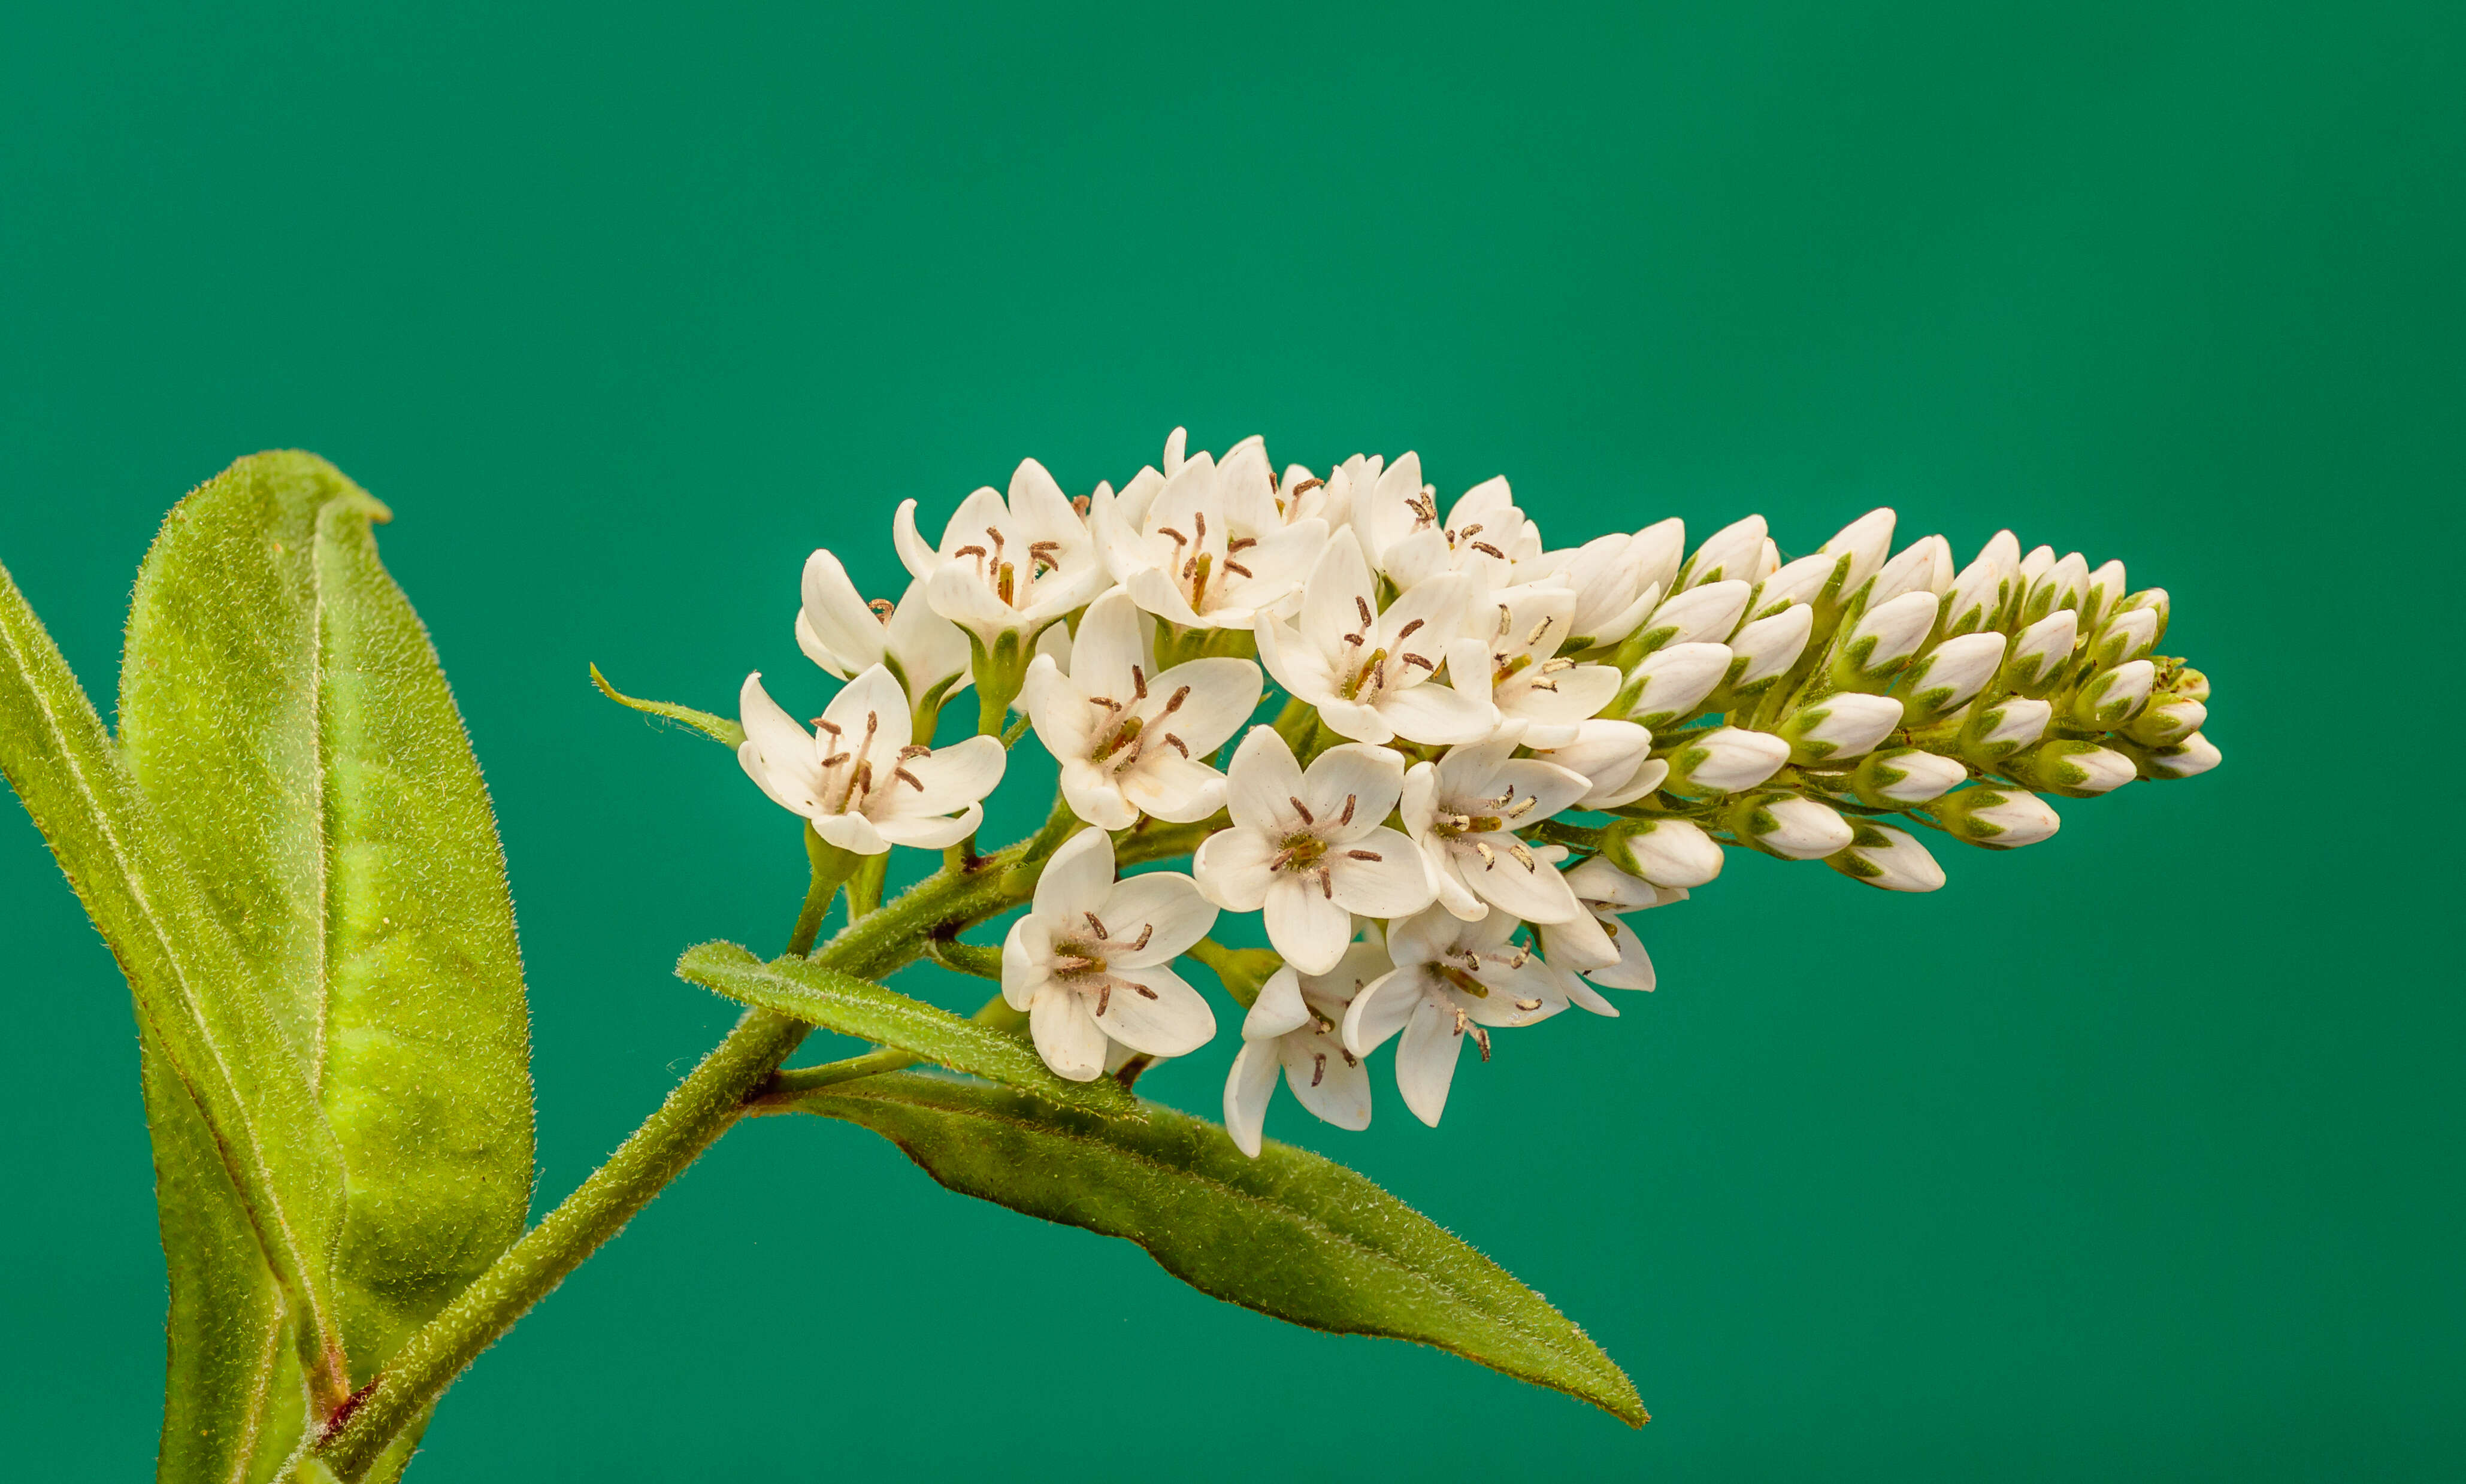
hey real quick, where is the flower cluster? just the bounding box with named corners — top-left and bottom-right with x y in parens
top-left (740, 430), bottom-right (2220, 1153)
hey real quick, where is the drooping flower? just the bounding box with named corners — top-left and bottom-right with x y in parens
top-left (1022, 590), bottom-right (1261, 829)
top-left (1536, 856), bottom-right (1684, 1007)
top-left (795, 549), bottom-right (970, 704)
top-left (737, 666), bottom-right (1005, 853)
top-left (1254, 528), bottom-right (1494, 746)
top-left (1341, 905), bottom-right (1570, 1126)
top-left (897, 458), bottom-right (1109, 649)
top-left (1000, 829), bottom-right (1218, 1081)
top-left (1221, 941), bottom-right (1391, 1158)
top-left (1089, 438), bottom-right (1329, 630)
top-left (1192, 728), bottom-right (1434, 974)
top-left (1399, 737), bottom-right (1590, 924)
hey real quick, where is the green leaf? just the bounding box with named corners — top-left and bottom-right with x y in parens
top-left (788, 1073), bottom-right (1648, 1425)
top-left (0, 552), bottom-right (352, 1405)
top-left (117, 452), bottom-right (537, 1385)
top-left (677, 942), bottom-right (1143, 1119)
top-left (590, 662), bottom-right (745, 747)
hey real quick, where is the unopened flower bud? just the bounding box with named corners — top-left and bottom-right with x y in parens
top-left (2122, 695), bottom-right (2205, 747)
top-left (1824, 820), bottom-right (1946, 892)
top-left (2006, 739), bottom-right (2136, 797)
top-left (2122, 587), bottom-right (2171, 647)
top-left (1932, 785), bottom-right (2062, 849)
top-left (2016, 544), bottom-right (2054, 586)
top-left (1850, 747), bottom-right (1967, 806)
top-left (1748, 553), bottom-right (1837, 619)
top-left (2164, 664), bottom-right (2208, 703)
top-left (1894, 631), bottom-right (2007, 723)
top-left (1626, 580), bottom-right (1750, 660)
top-left (1727, 792), bottom-right (1854, 860)
top-left (1664, 725), bottom-right (1790, 795)
top-left (1869, 535), bottom-right (1953, 604)
top-left (2020, 551), bottom-right (2089, 625)
top-left (1683, 514), bottom-right (1768, 589)
top-left (1959, 695), bottom-right (2052, 762)
top-left (2080, 559), bottom-right (2128, 629)
top-left (1620, 641), bottom-right (1733, 728)
top-left (1725, 603), bottom-right (1813, 690)
top-left (1630, 517), bottom-right (1687, 600)
top-left (1779, 692), bottom-right (1904, 764)
top-left (1999, 610), bottom-right (2078, 696)
top-left (1602, 816), bottom-right (1724, 888)
top-left (2126, 731), bottom-right (2222, 780)
top-left (1533, 719), bottom-right (1666, 808)
top-left (1939, 553), bottom-right (2008, 637)
top-left (1831, 589), bottom-right (1940, 688)
top-left (2087, 605), bottom-right (2158, 668)
top-left (2070, 658), bottom-right (2155, 729)
top-left (1819, 507), bottom-right (1896, 592)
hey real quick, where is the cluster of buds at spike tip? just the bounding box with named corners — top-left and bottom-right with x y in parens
top-left (715, 428), bottom-right (2219, 1147)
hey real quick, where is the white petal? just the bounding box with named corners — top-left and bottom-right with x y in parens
top-left (892, 498), bottom-right (939, 579)
top-left (800, 550), bottom-right (888, 673)
top-left (878, 735), bottom-right (1006, 818)
top-left (1119, 752), bottom-right (1227, 824)
top-left (1324, 827), bottom-right (1437, 917)
top-left (1393, 998), bottom-right (1465, 1127)
top-left (1149, 657), bottom-right (1264, 752)
top-left (1030, 987), bottom-right (1109, 1081)
top-left (1463, 835), bottom-right (1584, 923)
top-left (1056, 761), bottom-right (1139, 832)
top-left (1341, 968), bottom-right (1423, 1056)
top-left (1098, 871), bottom-right (1217, 967)
top-left (1033, 828), bottom-right (1118, 925)
top-left (1191, 827), bottom-right (1275, 912)
top-left (1302, 743), bottom-right (1408, 835)
top-left (1243, 967), bottom-right (1312, 1040)
top-left (1069, 589), bottom-right (1149, 703)
top-left (1540, 906), bottom-right (1618, 972)
top-left (1224, 1041), bottom-right (1281, 1158)
top-left (1093, 965), bottom-right (1217, 1057)
top-left (1223, 725), bottom-right (1306, 831)
top-left (1377, 682), bottom-right (1498, 746)
top-left (1001, 917), bottom-right (1049, 1011)
top-left (870, 801), bottom-right (979, 850)
top-left (1281, 1031), bottom-right (1373, 1131)
top-left (1263, 873), bottom-right (1355, 974)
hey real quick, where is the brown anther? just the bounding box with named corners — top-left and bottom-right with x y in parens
top-left (1131, 665), bottom-right (1149, 701)
top-left (1538, 656), bottom-right (1574, 673)
top-left (1072, 494), bottom-right (1091, 517)
top-left (1396, 617), bottom-right (1426, 641)
top-left (954, 544), bottom-right (988, 561)
top-left (1224, 561), bottom-right (1254, 579)
top-left (1355, 596), bottom-right (1375, 626)
top-left (1317, 868), bottom-right (1334, 899)
top-left (1338, 794), bottom-right (1358, 825)
top-left (816, 718), bottom-right (843, 736)
top-left (1346, 849), bottom-right (1383, 861)
top-left (1527, 617), bottom-right (1557, 646)
top-left (1401, 653), bottom-right (1437, 671)
top-left (1083, 911), bottom-right (1110, 939)
top-left (898, 744), bottom-right (931, 760)
top-left (1134, 982), bottom-right (1158, 1000)
top-left (820, 750), bottom-right (851, 767)
top-left (1163, 732), bottom-right (1189, 756)
top-left (1341, 1048), bottom-right (1360, 1067)
top-left (1504, 795), bottom-right (1538, 818)
top-left (869, 598), bottom-right (897, 622)
top-left (1288, 796), bottom-right (1315, 825)
top-left (1125, 924), bottom-right (1153, 952)
top-left (894, 767), bottom-right (925, 790)
top-left (1312, 1053), bottom-right (1327, 1087)
top-left (1514, 997), bottom-right (1542, 1012)
top-left (1228, 535), bottom-right (1258, 553)
top-left (1291, 477), bottom-right (1324, 497)
top-left (1096, 982), bottom-right (1112, 1015)
top-left (1470, 541), bottom-right (1508, 559)
top-left (1473, 840), bottom-right (1498, 870)
top-left (1160, 526), bottom-right (1188, 548)
top-left (1163, 685), bottom-right (1190, 715)
top-left (1459, 522), bottom-right (1485, 540)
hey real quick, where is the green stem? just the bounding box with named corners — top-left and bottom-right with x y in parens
top-left (317, 838), bottom-right (1039, 1478)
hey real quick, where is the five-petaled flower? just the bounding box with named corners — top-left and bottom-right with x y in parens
top-left (1342, 905), bottom-right (1571, 1126)
top-left (1001, 830), bottom-right (1218, 1082)
top-left (1022, 590), bottom-right (1260, 829)
top-left (1090, 437), bottom-right (1329, 631)
top-left (1223, 940), bottom-right (1391, 1157)
top-left (898, 458), bottom-right (1109, 649)
top-left (1193, 728), bottom-right (1435, 974)
top-left (1400, 737), bottom-right (1590, 925)
top-left (737, 665), bottom-right (1005, 854)
top-left (1255, 528), bottom-right (1494, 746)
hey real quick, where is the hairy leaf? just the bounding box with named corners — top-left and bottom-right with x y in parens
top-left (677, 942), bottom-right (1142, 1119)
top-left (589, 663), bottom-right (744, 747)
top-left (789, 1073), bottom-right (1647, 1425)
top-left (0, 553), bottom-right (352, 1402)
top-left (118, 452), bottom-right (537, 1383)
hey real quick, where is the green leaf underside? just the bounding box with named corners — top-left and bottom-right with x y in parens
top-left (0, 551), bottom-right (352, 1414)
top-left (118, 452), bottom-right (537, 1391)
top-left (677, 943), bottom-right (1142, 1119)
top-left (589, 663), bottom-right (744, 747)
top-left (792, 1073), bottom-right (1648, 1427)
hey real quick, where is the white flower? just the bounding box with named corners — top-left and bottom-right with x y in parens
top-left (1193, 729), bottom-right (1434, 973)
top-left (2004, 610), bottom-right (2080, 692)
top-left (897, 458), bottom-right (1109, 649)
top-left (1780, 692), bottom-right (1904, 763)
top-left (1285, 452), bottom-right (1382, 531)
top-left (1635, 580), bottom-right (1750, 653)
top-left (1000, 829), bottom-right (1218, 1081)
top-left (1726, 603), bottom-right (1814, 689)
top-left (1963, 695), bottom-right (2053, 757)
top-left (1936, 786), bottom-right (2063, 848)
top-left (1733, 794), bottom-right (1854, 859)
top-left (1868, 535), bottom-right (1954, 604)
top-left (1663, 725), bottom-right (1789, 795)
top-left (1837, 590), bottom-right (1940, 681)
top-left (737, 667), bottom-right (1006, 853)
top-left (1447, 587), bottom-right (1624, 747)
top-left (1941, 538), bottom-right (2014, 635)
top-left (1341, 905), bottom-right (1569, 1126)
top-left (1854, 747), bottom-right (1968, 805)
top-left (1620, 641), bottom-right (1733, 729)
top-left (1818, 508), bottom-right (1896, 591)
top-left (1535, 855), bottom-right (1681, 1003)
top-left (1358, 458), bottom-right (1537, 591)
top-left (1542, 520), bottom-right (1681, 650)
top-left (2072, 658), bottom-right (2156, 729)
top-left (1089, 439), bottom-right (1329, 630)
top-left (1221, 943), bottom-right (1390, 1158)
top-left (1400, 738), bottom-right (1590, 924)
top-left (1022, 590), bottom-right (1260, 830)
top-left (2141, 731), bottom-right (2222, 779)
top-left (1530, 719), bottom-right (1668, 808)
top-left (1255, 528), bottom-right (1494, 745)
top-left (1825, 822), bottom-right (1947, 892)
top-left (1612, 817), bottom-right (1725, 888)
top-left (1749, 553), bottom-right (1841, 618)
top-left (795, 551), bottom-right (972, 703)
top-left (2089, 606), bottom-right (2160, 669)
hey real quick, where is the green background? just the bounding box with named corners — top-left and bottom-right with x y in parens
top-left (4, 3), bottom-right (2459, 1477)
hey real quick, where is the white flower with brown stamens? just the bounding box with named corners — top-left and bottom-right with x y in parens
top-left (795, 549), bottom-right (970, 701)
top-left (1088, 436), bottom-right (1328, 631)
top-left (1222, 941), bottom-right (1391, 1158)
top-left (1255, 528), bottom-right (1495, 746)
top-left (1356, 453), bottom-right (1540, 591)
top-left (1341, 905), bottom-right (1571, 1127)
top-left (1022, 590), bottom-right (1261, 830)
top-left (1446, 587), bottom-right (1624, 747)
top-left (897, 457), bottom-right (1109, 649)
top-left (736, 665), bottom-right (1006, 854)
top-left (1399, 737), bottom-right (1590, 925)
top-left (1193, 728), bottom-right (1435, 974)
top-left (1000, 829), bottom-right (1218, 1082)
top-left (1535, 855), bottom-right (1683, 1007)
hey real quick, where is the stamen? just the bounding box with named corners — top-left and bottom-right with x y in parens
top-left (1312, 1053), bottom-right (1327, 1087)
top-left (1131, 665), bottom-right (1149, 701)
top-left (894, 767), bottom-right (925, 790)
top-left (1134, 982), bottom-right (1159, 1000)
top-left (1096, 982), bottom-right (1112, 1016)
top-left (1514, 997), bottom-right (1542, 1012)
top-left (869, 598), bottom-right (896, 622)
top-left (1162, 685), bottom-right (1189, 715)
top-left (1503, 795), bottom-right (1537, 818)
top-left (1473, 840), bottom-right (1497, 870)
top-left (1084, 911), bottom-right (1110, 939)
top-left (1401, 653), bottom-right (1436, 671)
top-left (1355, 596), bottom-right (1375, 627)
top-left (1125, 925), bottom-right (1153, 951)
top-left (1224, 561), bottom-right (1254, 579)
top-left (1227, 536), bottom-right (1258, 553)
top-left (1288, 796), bottom-right (1315, 825)
top-left (1338, 794), bottom-right (1357, 825)
top-left (1160, 526), bottom-right (1189, 549)
top-left (1395, 618), bottom-right (1426, 641)
top-left (1163, 732), bottom-right (1189, 756)
top-left (898, 744), bottom-right (931, 760)
top-left (1346, 849), bottom-right (1383, 861)
top-left (1526, 617), bottom-right (1556, 647)
top-left (1470, 541), bottom-right (1507, 559)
